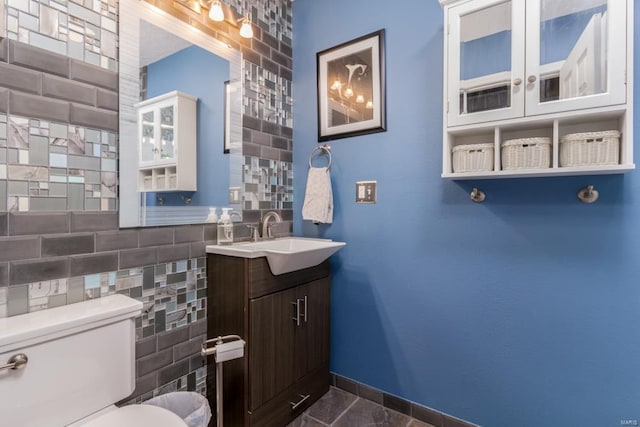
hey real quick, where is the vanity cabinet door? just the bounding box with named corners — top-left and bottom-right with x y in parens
top-left (295, 278), bottom-right (330, 380)
top-left (248, 285), bottom-right (298, 411)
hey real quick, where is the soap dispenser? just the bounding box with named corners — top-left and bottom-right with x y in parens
top-left (217, 208), bottom-right (234, 245)
top-left (206, 207), bottom-right (218, 223)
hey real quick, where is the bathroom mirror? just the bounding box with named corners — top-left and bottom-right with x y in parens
top-left (119, 0), bottom-right (243, 227)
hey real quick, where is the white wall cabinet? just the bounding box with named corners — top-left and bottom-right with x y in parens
top-left (440, 0), bottom-right (634, 179)
top-left (135, 91), bottom-right (198, 191)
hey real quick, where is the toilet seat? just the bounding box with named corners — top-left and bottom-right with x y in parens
top-left (79, 405), bottom-right (188, 427)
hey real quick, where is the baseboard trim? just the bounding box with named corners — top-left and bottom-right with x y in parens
top-left (330, 372), bottom-right (480, 427)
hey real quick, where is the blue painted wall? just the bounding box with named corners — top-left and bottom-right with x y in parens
top-left (292, 1), bottom-right (640, 426)
top-left (146, 45), bottom-right (230, 207)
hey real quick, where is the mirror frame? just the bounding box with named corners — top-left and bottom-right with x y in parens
top-left (119, 0), bottom-right (243, 228)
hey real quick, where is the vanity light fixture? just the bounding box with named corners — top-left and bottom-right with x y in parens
top-left (209, 0), bottom-right (224, 21)
top-left (239, 17), bottom-right (254, 39)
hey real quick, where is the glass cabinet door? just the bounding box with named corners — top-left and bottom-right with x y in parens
top-left (447, 0), bottom-right (525, 126)
top-left (159, 105), bottom-right (176, 161)
top-left (525, 0), bottom-right (626, 116)
top-left (140, 111), bottom-right (155, 163)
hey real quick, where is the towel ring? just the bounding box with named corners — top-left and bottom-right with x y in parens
top-left (308, 144), bottom-right (332, 169)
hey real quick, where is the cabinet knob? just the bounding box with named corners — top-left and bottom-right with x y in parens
top-left (527, 75), bottom-right (537, 84)
top-left (513, 78), bottom-right (522, 86)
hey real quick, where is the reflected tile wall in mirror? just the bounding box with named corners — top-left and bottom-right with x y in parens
top-left (224, 0), bottom-right (292, 44)
top-left (244, 61), bottom-right (293, 128)
top-left (4, 0), bottom-right (118, 71)
top-left (243, 155), bottom-right (293, 210)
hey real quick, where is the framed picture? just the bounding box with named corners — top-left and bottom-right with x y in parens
top-left (317, 29), bottom-right (386, 142)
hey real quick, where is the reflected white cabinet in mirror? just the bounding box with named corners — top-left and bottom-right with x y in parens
top-left (119, 0), bottom-right (243, 227)
top-left (440, 0), bottom-right (634, 179)
top-left (136, 91), bottom-right (197, 192)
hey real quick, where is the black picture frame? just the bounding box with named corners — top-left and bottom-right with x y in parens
top-left (316, 29), bottom-right (386, 142)
top-left (223, 80), bottom-right (231, 154)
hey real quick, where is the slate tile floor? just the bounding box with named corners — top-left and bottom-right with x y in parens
top-left (288, 387), bottom-right (435, 427)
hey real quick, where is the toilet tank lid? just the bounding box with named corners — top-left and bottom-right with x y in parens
top-left (0, 295), bottom-right (143, 353)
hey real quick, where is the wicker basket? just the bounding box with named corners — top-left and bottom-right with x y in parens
top-left (559, 130), bottom-right (620, 167)
top-left (501, 137), bottom-right (551, 170)
top-left (452, 143), bottom-right (494, 173)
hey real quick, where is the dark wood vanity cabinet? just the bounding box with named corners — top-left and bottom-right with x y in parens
top-left (207, 254), bottom-right (331, 426)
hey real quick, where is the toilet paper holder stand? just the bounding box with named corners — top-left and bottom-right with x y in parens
top-left (202, 335), bottom-right (246, 427)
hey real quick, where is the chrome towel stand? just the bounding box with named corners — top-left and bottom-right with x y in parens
top-left (308, 144), bottom-right (332, 169)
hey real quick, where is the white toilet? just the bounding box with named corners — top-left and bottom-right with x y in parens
top-left (0, 294), bottom-right (189, 427)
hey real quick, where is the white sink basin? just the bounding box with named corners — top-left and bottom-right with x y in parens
top-left (206, 237), bottom-right (346, 275)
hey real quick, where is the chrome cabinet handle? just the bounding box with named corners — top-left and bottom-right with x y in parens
top-left (527, 75), bottom-right (537, 84)
top-left (291, 300), bottom-right (301, 326)
top-left (513, 78), bottom-right (522, 86)
top-left (0, 354), bottom-right (28, 372)
top-left (302, 295), bottom-right (308, 323)
top-left (290, 393), bottom-right (310, 411)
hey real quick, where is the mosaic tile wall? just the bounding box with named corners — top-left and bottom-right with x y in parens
top-left (243, 155), bottom-right (293, 210)
top-left (0, 113), bottom-right (117, 212)
top-left (3, 0), bottom-right (118, 71)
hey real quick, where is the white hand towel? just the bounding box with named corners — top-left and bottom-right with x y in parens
top-left (302, 166), bottom-right (333, 224)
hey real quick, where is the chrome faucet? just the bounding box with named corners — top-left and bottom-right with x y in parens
top-left (261, 211), bottom-right (282, 239)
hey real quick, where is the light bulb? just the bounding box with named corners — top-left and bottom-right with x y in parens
top-left (344, 87), bottom-right (353, 98)
top-left (240, 20), bottom-right (254, 38)
top-left (365, 100), bottom-right (374, 109)
top-left (330, 80), bottom-right (342, 91)
top-left (356, 95), bottom-right (365, 103)
top-left (209, 1), bottom-right (224, 21)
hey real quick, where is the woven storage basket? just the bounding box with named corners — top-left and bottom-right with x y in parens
top-left (452, 143), bottom-right (494, 173)
top-left (501, 137), bottom-right (551, 170)
top-left (559, 130), bottom-right (620, 167)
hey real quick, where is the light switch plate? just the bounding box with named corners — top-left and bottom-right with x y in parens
top-left (356, 181), bottom-right (377, 203)
top-left (228, 187), bottom-right (241, 204)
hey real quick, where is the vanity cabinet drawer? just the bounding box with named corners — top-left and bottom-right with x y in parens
top-left (249, 364), bottom-right (329, 427)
